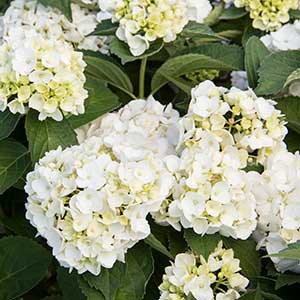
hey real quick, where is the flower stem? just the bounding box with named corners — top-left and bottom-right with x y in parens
top-left (139, 57), bottom-right (147, 99)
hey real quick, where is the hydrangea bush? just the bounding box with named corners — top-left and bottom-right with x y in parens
top-left (0, 0), bottom-right (300, 300)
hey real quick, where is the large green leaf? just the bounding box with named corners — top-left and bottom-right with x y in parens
top-left (90, 20), bottom-right (118, 36)
top-left (25, 110), bottom-right (77, 163)
top-left (276, 97), bottom-right (300, 134)
top-left (82, 243), bottom-right (154, 300)
top-left (144, 234), bottom-right (174, 259)
top-left (284, 68), bottom-right (300, 89)
top-left (181, 22), bottom-right (225, 41)
top-left (0, 237), bottom-right (51, 300)
top-left (109, 38), bottom-right (164, 64)
top-left (284, 130), bottom-right (300, 153)
top-left (0, 111), bottom-right (21, 141)
top-left (38, 0), bottom-right (72, 20)
top-left (223, 237), bottom-right (261, 278)
top-left (220, 6), bottom-right (248, 20)
top-left (184, 230), bottom-right (221, 260)
top-left (269, 242), bottom-right (300, 260)
top-left (0, 139), bottom-right (30, 194)
top-left (256, 51), bottom-right (300, 95)
top-left (84, 53), bottom-right (134, 96)
top-left (152, 44), bottom-right (243, 93)
top-left (57, 268), bottom-right (85, 300)
top-left (68, 78), bottom-right (120, 129)
top-left (245, 36), bottom-right (270, 88)
top-left (275, 274), bottom-right (300, 290)
top-left (79, 279), bottom-right (105, 300)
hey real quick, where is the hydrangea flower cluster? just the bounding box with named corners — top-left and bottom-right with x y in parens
top-left (253, 149), bottom-right (300, 273)
top-left (153, 131), bottom-right (257, 240)
top-left (159, 242), bottom-right (249, 300)
top-left (0, 32), bottom-right (88, 120)
top-left (76, 96), bottom-right (180, 161)
top-left (97, 0), bottom-right (212, 56)
top-left (232, 0), bottom-right (299, 31)
top-left (179, 80), bottom-right (287, 164)
top-left (261, 20), bottom-right (300, 51)
top-left (25, 136), bottom-right (174, 275)
top-left (4, 0), bottom-right (109, 53)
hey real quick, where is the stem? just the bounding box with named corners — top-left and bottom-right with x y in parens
top-left (139, 57), bottom-right (147, 98)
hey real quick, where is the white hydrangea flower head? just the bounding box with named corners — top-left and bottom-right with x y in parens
top-left (231, 71), bottom-right (249, 91)
top-left (0, 31), bottom-right (88, 121)
top-left (25, 136), bottom-right (174, 275)
top-left (76, 97), bottom-right (180, 161)
top-left (154, 130), bottom-right (258, 240)
top-left (253, 149), bottom-right (300, 273)
top-left (3, 0), bottom-right (110, 53)
top-left (233, 0), bottom-right (299, 32)
top-left (97, 0), bottom-right (212, 56)
top-left (261, 20), bottom-right (300, 51)
top-left (179, 80), bottom-right (287, 164)
top-left (159, 241), bottom-right (249, 300)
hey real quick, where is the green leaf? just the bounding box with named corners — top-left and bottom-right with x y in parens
top-left (0, 236), bottom-right (51, 300)
top-left (220, 6), bottom-right (248, 20)
top-left (79, 279), bottom-right (105, 300)
top-left (57, 267), bottom-right (85, 300)
top-left (83, 243), bottom-right (154, 300)
top-left (275, 274), bottom-right (300, 289)
top-left (245, 36), bottom-right (270, 88)
top-left (168, 229), bottom-right (187, 257)
top-left (84, 52), bottom-right (134, 96)
top-left (181, 22), bottom-right (225, 41)
top-left (240, 286), bottom-right (264, 300)
top-left (152, 44), bottom-right (243, 93)
top-left (256, 51), bottom-right (300, 95)
top-left (284, 68), bottom-right (300, 89)
top-left (25, 110), bottom-right (77, 163)
top-left (184, 230), bottom-right (221, 260)
top-left (276, 97), bottom-right (300, 134)
top-left (68, 77), bottom-right (120, 129)
top-left (284, 129), bottom-right (300, 153)
top-left (109, 37), bottom-right (164, 64)
top-left (38, 0), bottom-right (72, 21)
top-left (0, 111), bottom-right (21, 141)
top-left (290, 9), bottom-right (300, 19)
top-left (186, 293), bottom-right (197, 300)
top-left (223, 237), bottom-right (261, 278)
top-left (0, 139), bottom-right (30, 194)
top-left (90, 20), bottom-right (118, 36)
top-left (145, 234), bottom-right (174, 259)
top-left (269, 242), bottom-right (300, 260)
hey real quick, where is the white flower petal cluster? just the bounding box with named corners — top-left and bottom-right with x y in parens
top-left (179, 80), bottom-right (287, 164)
top-left (3, 0), bottom-right (109, 53)
top-left (0, 32), bottom-right (88, 120)
top-left (154, 131), bottom-right (257, 240)
top-left (25, 136), bottom-right (174, 275)
top-left (97, 0), bottom-right (212, 56)
top-left (159, 242), bottom-right (249, 300)
top-left (261, 20), bottom-right (300, 52)
top-left (253, 149), bottom-right (300, 273)
top-left (76, 96), bottom-right (180, 161)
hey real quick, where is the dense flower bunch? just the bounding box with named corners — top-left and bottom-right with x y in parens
top-left (153, 131), bottom-right (257, 240)
top-left (261, 20), bottom-right (300, 51)
top-left (179, 80), bottom-right (287, 164)
top-left (253, 149), bottom-right (300, 273)
top-left (0, 32), bottom-right (87, 120)
top-left (97, 0), bottom-right (212, 56)
top-left (25, 136), bottom-right (174, 275)
top-left (76, 96), bottom-right (180, 161)
top-left (230, 0), bottom-right (299, 31)
top-left (3, 0), bottom-right (109, 53)
top-left (159, 242), bottom-right (249, 300)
